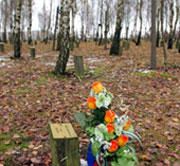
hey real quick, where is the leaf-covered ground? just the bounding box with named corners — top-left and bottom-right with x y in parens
top-left (0, 41), bottom-right (180, 166)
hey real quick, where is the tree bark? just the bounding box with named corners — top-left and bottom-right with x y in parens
top-left (156, 8), bottom-right (160, 47)
top-left (54, 0), bottom-right (70, 75)
top-left (160, 0), bottom-right (168, 71)
top-left (168, 0), bottom-right (175, 49)
top-left (57, 0), bottom-right (64, 51)
top-left (46, 0), bottom-right (53, 43)
top-left (52, 6), bottom-right (59, 51)
top-left (136, 0), bottom-right (143, 46)
top-left (98, 0), bottom-right (103, 45)
top-left (151, 0), bottom-right (156, 70)
top-left (14, 0), bottom-right (22, 59)
top-left (104, 3), bottom-right (109, 50)
top-left (3, 0), bottom-right (8, 43)
top-left (28, 0), bottom-right (32, 45)
top-left (110, 0), bottom-right (123, 55)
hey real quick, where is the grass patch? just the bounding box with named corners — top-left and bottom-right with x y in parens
top-left (36, 76), bottom-right (47, 84)
top-left (0, 134), bottom-right (31, 153)
top-left (136, 71), bottom-right (155, 79)
top-left (92, 67), bottom-right (105, 75)
top-left (161, 73), bottom-right (172, 79)
top-left (14, 88), bottom-right (34, 95)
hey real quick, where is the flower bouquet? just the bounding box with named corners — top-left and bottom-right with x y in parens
top-left (75, 82), bottom-right (143, 166)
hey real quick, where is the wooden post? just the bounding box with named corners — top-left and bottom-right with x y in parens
top-left (75, 40), bottom-right (80, 48)
top-left (118, 46), bottom-right (123, 56)
top-left (49, 123), bottom-right (80, 166)
top-left (30, 47), bottom-right (35, 58)
top-left (74, 55), bottom-right (84, 77)
top-left (0, 43), bottom-right (4, 53)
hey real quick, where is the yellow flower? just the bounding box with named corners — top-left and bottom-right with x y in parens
top-left (104, 110), bottom-right (116, 123)
top-left (88, 97), bottom-right (96, 110)
top-left (92, 81), bottom-right (104, 93)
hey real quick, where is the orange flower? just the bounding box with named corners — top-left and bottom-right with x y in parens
top-left (92, 81), bottom-right (104, 93)
top-left (88, 97), bottom-right (96, 110)
top-left (104, 110), bottom-right (116, 123)
top-left (107, 123), bottom-right (115, 133)
top-left (117, 135), bottom-right (128, 147)
top-left (108, 140), bottom-right (118, 152)
top-left (123, 121), bottom-right (131, 131)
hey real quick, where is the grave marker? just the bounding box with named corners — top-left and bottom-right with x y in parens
top-left (0, 43), bottom-right (4, 53)
top-left (49, 123), bottom-right (80, 166)
top-left (74, 56), bottom-right (84, 77)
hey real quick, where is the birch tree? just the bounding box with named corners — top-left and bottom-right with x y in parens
top-left (151, 0), bottom-right (156, 69)
top-left (54, 0), bottom-right (71, 75)
top-left (28, 0), bottom-right (32, 45)
top-left (52, 6), bottom-right (59, 50)
top-left (14, 0), bottom-right (22, 58)
top-left (168, 0), bottom-right (175, 49)
top-left (46, 0), bottom-right (53, 43)
top-left (104, 0), bottom-right (110, 49)
top-left (161, 0), bottom-right (168, 71)
top-left (136, 0), bottom-right (143, 46)
top-left (98, 0), bottom-right (104, 45)
top-left (110, 0), bottom-right (123, 55)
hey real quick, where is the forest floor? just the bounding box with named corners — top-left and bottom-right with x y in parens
top-left (0, 41), bottom-right (180, 166)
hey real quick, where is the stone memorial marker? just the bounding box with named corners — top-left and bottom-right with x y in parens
top-left (30, 47), bottom-right (35, 58)
top-left (74, 56), bottom-right (84, 77)
top-left (0, 43), bottom-right (4, 53)
top-left (49, 123), bottom-right (80, 166)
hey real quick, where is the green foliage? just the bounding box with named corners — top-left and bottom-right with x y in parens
top-left (92, 141), bottom-right (101, 156)
top-left (161, 73), bottom-right (171, 78)
top-left (74, 112), bottom-right (92, 129)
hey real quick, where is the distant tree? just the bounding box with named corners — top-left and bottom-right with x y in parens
top-left (136, 0), bottom-right (143, 46)
top-left (151, 0), bottom-right (156, 70)
top-left (38, 2), bottom-right (48, 41)
top-left (104, 0), bottom-right (110, 49)
top-left (52, 6), bottom-right (59, 51)
top-left (161, 0), bottom-right (168, 71)
top-left (54, 0), bottom-right (71, 74)
top-left (98, 0), bottom-right (104, 45)
top-left (168, 0), bottom-right (175, 49)
top-left (156, 6), bottom-right (160, 47)
top-left (46, 0), bottom-right (53, 43)
top-left (110, 0), bottom-right (123, 55)
top-left (28, 0), bottom-right (32, 45)
top-left (14, 0), bottom-right (22, 58)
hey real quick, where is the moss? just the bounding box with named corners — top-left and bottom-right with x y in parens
top-left (14, 89), bottom-right (34, 94)
top-left (136, 72), bottom-right (155, 79)
top-left (161, 73), bottom-right (172, 79)
top-left (36, 76), bottom-right (47, 84)
top-left (0, 134), bottom-right (31, 153)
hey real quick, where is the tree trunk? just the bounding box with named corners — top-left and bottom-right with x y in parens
top-left (136, 0), bottom-right (143, 46)
top-left (161, 0), bottom-right (168, 71)
top-left (156, 8), bottom-right (160, 47)
top-left (52, 6), bottom-right (59, 50)
top-left (104, 4), bottom-right (109, 50)
top-left (110, 0), bottom-right (123, 55)
top-left (168, 0), bottom-right (174, 49)
top-left (9, 0), bottom-right (14, 44)
top-left (46, 0), bottom-right (53, 43)
top-left (28, 0), bottom-right (32, 45)
top-left (151, 0), bottom-right (156, 70)
top-left (57, 0), bottom-right (64, 51)
top-left (54, 0), bottom-right (70, 75)
top-left (14, 0), bottom-right (22, 59)
top-left (98, 0), bottom-right (103, 45)
top-left (173, 0), bottom-right (179, 42)
top-left (3, 0), bottom-right (8, 43)
top-left (133, 0), bottom-right (139, 38)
